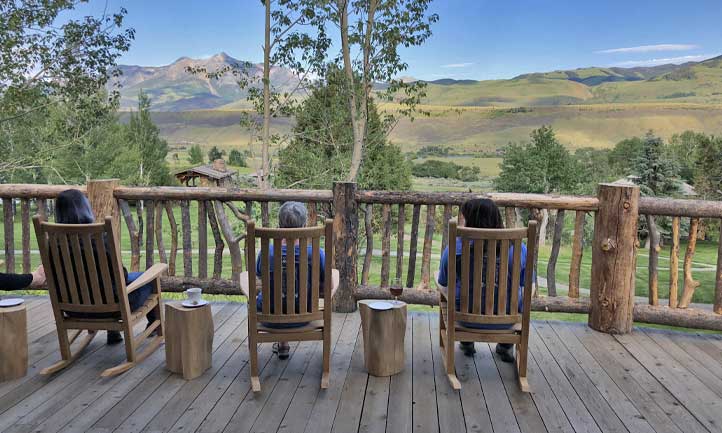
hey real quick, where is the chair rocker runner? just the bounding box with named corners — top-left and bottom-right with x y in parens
top-left (240, 219), bottom-right (339, 392)
top-left (33, 215), bottom-right (167, 377)
top-left (435, 219), bottom-right (537, 392)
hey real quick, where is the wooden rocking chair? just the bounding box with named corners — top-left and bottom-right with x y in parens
top-left (240, 219), bottom-right (339, 392)
top-left (435, 219), bottom-right (537, 392)
top-left (33, 215), bottom-right (166, 377)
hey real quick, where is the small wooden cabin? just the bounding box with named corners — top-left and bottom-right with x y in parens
top-left (175, 159), bottom-right (237, 187)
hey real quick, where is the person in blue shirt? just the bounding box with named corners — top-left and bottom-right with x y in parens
top-left (437, 198), bottom-right (528, 362)
top-left (255, 201), bottom-right (325, 360)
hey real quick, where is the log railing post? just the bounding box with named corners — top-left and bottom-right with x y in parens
top-left (333, 182), bottom-right (358, 313)
top-left (87, 179), bottom-right (120, 250)
top-left (589, 183), bottom-right (640, 334)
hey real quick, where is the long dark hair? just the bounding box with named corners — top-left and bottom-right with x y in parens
top-left (461, 198), bottom-right (503, 229)
top-left (56, 189), bottom-right (95, 224)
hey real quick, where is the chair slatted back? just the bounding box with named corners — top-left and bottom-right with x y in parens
top-left (448, 219), bottom-right (537, 326)
top-left (246, 219), bottom-right (333, 324)
top-left (33, 216), bottom-right (126, 315)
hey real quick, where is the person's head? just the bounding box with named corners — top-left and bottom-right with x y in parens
top-left (278, 201), bottom-right (307, 228)
top-left (460, 198), bottom-right (503, 229)
top-left (56, 189), bottom-right (95, 224)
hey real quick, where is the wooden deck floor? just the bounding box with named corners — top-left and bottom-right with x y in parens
top-left (2, 297), bottom-right (722, 433)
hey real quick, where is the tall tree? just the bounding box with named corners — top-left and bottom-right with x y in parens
top-left (276, 65), bottom-right (410, 190)
top-left (332, 0), bottom-right (438, 181)
top-left (633, 131), bottom-right (680, 197)
top-left (109, 91), bottom-right (170, 186)
top-left (694, 134), bottom-right (722, 200)
top-left (495, 126), bottom-right (580, 243)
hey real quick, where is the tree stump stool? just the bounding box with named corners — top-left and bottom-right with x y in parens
top-left (0, 304), bottom-right (28, 381)
top-left (165, 302), bottom-right (214, 380)
top-left (358, 300), bottom-right (407, 376)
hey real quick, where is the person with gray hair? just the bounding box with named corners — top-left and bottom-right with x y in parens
top-left (255, 201), bottom-right (326, 359)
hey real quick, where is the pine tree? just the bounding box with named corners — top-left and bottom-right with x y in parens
top-left (188, 144), bottom-right (204, 164)
top-left (633, 131), bottom-right (679, 197)
top-left (694, 135), bottom-right (722, 200)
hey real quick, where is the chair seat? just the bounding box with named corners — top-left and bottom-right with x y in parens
top-left (257, 320), bottom-right (324, 334)
top-left (455, 321), bottom-right (522, 334)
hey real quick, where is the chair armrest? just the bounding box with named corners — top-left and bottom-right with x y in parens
top-left (240, 271), bottom-right (250, 297)
top-left (126, 263), bottom-right (168, 294)
top-left (330, 269), bottom-right (340, 299)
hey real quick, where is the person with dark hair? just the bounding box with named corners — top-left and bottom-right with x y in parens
top-left (0, 266), bottom-right (46, 290)
top-left (255, 201), bottom-right (325, 360)
top-left (53, 189), bottom-right (156, 345)
top-left (437, 198), bottom-right (528, 362)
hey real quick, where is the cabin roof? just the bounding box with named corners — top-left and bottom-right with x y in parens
top-left (175, 164), bottom-right (237, 180)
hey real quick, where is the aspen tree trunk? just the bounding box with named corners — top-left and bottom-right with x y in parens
top-left (260, 0), bottom-right (272, 189)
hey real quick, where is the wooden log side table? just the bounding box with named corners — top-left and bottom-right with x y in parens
top-left (0, 304), bottom-right (28, 382)
top-left (165, 302), bottom-right (214, 380)
top-left (358, 300), bottom-right (407, 377)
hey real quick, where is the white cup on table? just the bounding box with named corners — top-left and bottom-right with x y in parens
top-left (185, 287), bottom-right (202, 305)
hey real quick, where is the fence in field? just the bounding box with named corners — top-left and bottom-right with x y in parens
top-left (1, 180), bottom-right (721, 331)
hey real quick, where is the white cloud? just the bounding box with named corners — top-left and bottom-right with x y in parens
top-left (596, 44), bottom-right (699, 54)
top-left (441, 62), bottom-right (474, 68)
top-left (612, 54), bottom-right (712, 67)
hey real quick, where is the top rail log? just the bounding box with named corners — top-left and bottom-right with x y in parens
top-left (114, 186), bottom-right (333, 202)
top-left (355, 191), bottom-right (599, 210)
top-left (639, 197), bottom-right (722, 218)
top-left (0, 184), bottom-right (86, 198)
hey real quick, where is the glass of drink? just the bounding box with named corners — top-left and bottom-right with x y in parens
top-left (390, 278), bottom-right (403, 304)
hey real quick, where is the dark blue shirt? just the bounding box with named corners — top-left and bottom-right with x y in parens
top-left (255, 243), bottom-right (326, 314)
top-left (438, 238), bottom-right (528, 329)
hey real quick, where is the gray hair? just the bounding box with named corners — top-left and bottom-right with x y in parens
top-left (278, 201), bottom-right (308, 228)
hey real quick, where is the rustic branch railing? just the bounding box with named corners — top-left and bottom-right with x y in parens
top-left (1, 181), bottom-right (721, 331)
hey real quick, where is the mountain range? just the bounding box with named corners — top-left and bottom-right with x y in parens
top-left (116, 53), bottom-right (722, 111)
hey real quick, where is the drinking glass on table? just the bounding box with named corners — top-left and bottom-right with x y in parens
top-left (390, 278), bottom-right (403, 304)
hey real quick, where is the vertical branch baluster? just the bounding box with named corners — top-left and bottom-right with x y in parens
top-left (198, 201), bottom-right (208, 279)
top-left (155, 201), bottom-right (167, 264)
top-left (308, 202), bottom-right (318, 226)
top-left (37, 198), bottom-right (47, 221)
top-left (420, 204), bottom-right (436, 289)
top-left (214, 201), bottom-right (242, 283)
top-left (568, 210), bottom-right (586, 298)
top-left (21, 199), bottom-right (30, 273)
top-left (504, 206), bottom-right (516, 228)
top-left (3, 198), bottom-right (14, 273)
top-left (381, 204), bottom-right (391, 288)
top-left (406, 204), bottom-right (421, 288)
top-left (245, 201), bottom-right (253, 222)
top-left (396, 204), bottom-right (405, 282)
top-left (646, 214), bottom-right (659, 306)
top-left (546, 209), bottom-right (564, 297)
top-left (669, 216), bottom-right (680, 308)
top-left (165, 202), bottom-right (178, 276)
top-left (361, 204), bottom-right (373, 286)
top-left (714, 220), bottom-right (722, 314)
top-left (145, 200), bottom-right (155, 268)
top-left (180, 200), bottom-right (193, 277)
top-left (206, 201), bottom-right (225, 279)
top-left (441, 204), bottom-right (452, 251)
top-left (261, 202), bottom-right (270, 227)
top-left (136, 202), bottom-right (144, 261)
top-left (679, 217), bottom-right (700, 308)
top-left (119, 200), bottom-right (141, 272)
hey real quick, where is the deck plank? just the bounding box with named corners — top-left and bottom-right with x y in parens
top-left (615, 330), bottom-right (722, 431)
top-left (527, 323), bottom-right (601, 433)
top-left (429, 314), bottom-right (466, 433)
top-left (277, 313), bottom-right (354, 433)
top-left (454, 340), bottom-right (493, 433)
top-left (534, 322), bottom-right (642, 433)
top-left (571, 325), bottom-right (708, 433)
top-left (385, 313), bottom-right (413, 433)
top-left (411, 313), bottom-right (439, 433)
top-left (554, 322), bottom-right (681, 433)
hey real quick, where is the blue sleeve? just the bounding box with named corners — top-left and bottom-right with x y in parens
top-left (438, 246), bottom-right (449, 287)
top-left (319, 248), bottom-right (326, 284)
top-left (518, 243), bottom-right (528, 313)
top-left (255, 251), bottom-right (262, 277)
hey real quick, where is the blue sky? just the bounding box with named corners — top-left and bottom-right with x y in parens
top-left (70, 0), bottom-right (722, 80)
